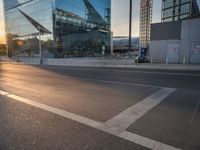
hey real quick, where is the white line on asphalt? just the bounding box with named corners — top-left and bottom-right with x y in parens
top-left (0, 72), bottom-right (164, 89)
top-left (0, 90), bottom-right (9, 96)
top-left (98, 88), bottom-right (176, 135)
top-left (78, 77), bottom-right (164, 89)
top-left (6, 94), bottom-right (101, 128)
top-left (119, 131), bottom-right (181, 150)
top-left (0, 89), bottom-right (181, 150)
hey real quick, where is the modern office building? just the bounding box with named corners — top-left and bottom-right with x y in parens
top-left (150, 17), bottom-right (200, 64)
top-left (139, 0), bottom-right (153, 52)
top-left (162, 0), bottom-right (200, 22)
top-left (149, 0), bottom-right (200, 64)
top-left (3, 0), bottom-right (111, 58)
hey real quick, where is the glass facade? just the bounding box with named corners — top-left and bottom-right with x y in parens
top-left (3, 0), bottom-right (111, 58)
top-left (162, 0), bottom-right (199, 22)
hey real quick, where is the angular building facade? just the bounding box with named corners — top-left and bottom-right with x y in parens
top-left (162, 0), bottom-right (200, 22)
top-left (3, 0), bottom-right (111, 58)
top-left (139, 0), bottom-right (153, 52)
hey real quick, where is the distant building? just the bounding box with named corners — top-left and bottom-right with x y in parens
top-left (162, 0), bottom-right (200, 22)
top-left (3, 0), bottom-right (111, 58)
top-left (139, 0), bottom-right (153, 50)
top-left (113, 36), bottom-right (139, 54)
top-left (150, 17), bottom-right (200, 64)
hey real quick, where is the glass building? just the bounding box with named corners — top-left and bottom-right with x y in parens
top-left (3, 0), bottom-right (111, 58)
top-left (162, 0), bottom-right (199, 22)
top-left (139, 0), bottom-right (153, 50)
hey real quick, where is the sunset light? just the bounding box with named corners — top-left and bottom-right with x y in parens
top-left (0, 0), bottom-right (200, 149)
top-left (0, 0), bottom-right (5, 44)
top-left (0, 26), bottom-right (5, 44)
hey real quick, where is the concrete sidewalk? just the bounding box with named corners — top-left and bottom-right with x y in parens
top-left (0, 56), bottom-right (13, 62)
top-left (112, 64), bottom-right (200, 71)
top-left (1, 56), bottom-right (200, 71)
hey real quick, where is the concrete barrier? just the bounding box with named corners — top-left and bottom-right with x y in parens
top-left (15, 57), bottom-right (135, 66)
top-left (12, 57), bottom-right (200, 71)
top-left (46, 58), bottom-right (135, 66)
top-left (14, 57), bottom-right (40, 64)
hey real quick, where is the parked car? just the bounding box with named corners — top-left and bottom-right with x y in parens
top-left (135, 56), bottom-right (150, 63)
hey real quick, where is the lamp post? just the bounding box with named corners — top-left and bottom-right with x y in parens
top-left (38, 27), bottom-right (42, 64)
top-left (128, 0), bottom-right (132, 56)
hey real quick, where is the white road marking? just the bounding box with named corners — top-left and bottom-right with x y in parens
top-left (0, 90), bottom-right (9, 96)
top-left (78, 77), bottom-right (164, 89)
top-left (0, 89), bottom-right (181, 150)
top-left (119, 131), bottom-right (181, 150)
top-left (6, 94), bottom-right (101, 128)
top-left (98, 88), bottom-right (176, 134)
top-left (0, 73), bottom-right (164, 89)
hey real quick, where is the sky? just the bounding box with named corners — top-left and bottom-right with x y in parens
top-left (0, 0), bottom-right (199, 44)
top-left (112, 0), bottom-right (162, 37)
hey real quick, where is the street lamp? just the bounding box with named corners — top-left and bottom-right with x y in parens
top-left (129, 0), bottom-right (132, 56)
top-left (38, 27), bottom-right (42, 64)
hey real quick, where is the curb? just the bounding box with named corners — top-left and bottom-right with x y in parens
top-left (1, 62), bottom-right (200, 71)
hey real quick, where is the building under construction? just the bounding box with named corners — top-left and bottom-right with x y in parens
top-left (139, 0), bottom-right (153, 54)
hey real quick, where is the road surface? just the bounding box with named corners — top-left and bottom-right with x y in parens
top-left (0, 63), bottom-right (200, 150)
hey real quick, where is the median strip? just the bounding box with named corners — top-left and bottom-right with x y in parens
top-left (98, 88), bottom-right (176, 134)
top-left (0, 89), bottom-right (181, 150)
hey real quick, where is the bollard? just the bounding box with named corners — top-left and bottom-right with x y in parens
top-left (166, 57), bottom-right (168, 64)
top-left (151, 57), bottom-right (153, 64)
top-left (183, 56), bottom-right (186, 65)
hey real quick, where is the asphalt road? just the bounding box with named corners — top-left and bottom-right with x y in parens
top-left (0, 63), bottom-right (200, 150)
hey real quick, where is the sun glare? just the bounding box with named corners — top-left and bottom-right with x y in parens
top-left (0, 30), bottom-right (5, 44)
top-left (0, 30), bottom-right (4, 36)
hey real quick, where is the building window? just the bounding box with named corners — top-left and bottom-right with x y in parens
top-left (180, 14), bottom-right (189, 19)
top-left (180, 3), bottom-right (190, 14)
top-left (174, 16), bottom-right (179, 21)
top-left (163, 8), bottom-right (173, 18)
top-left (175, 0), bottom-right (179, 5)
top-left (175, 6), bottom-right (179, 15)
top-left (163, 0), bottom-right (174, 9)
top-left (181, 0), bottom-right (190, 4)
top-left (163, 17), bottom-right (173, 22)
